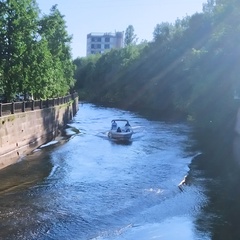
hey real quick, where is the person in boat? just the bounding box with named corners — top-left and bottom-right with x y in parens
top-left (112, 121), bottom-right (117, 130)
top-left (125, 122), bottom-right (131, 132)
top-left (117, 127), bottom-right (121, 132)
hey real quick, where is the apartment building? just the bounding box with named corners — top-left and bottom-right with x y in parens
top-left (86, 31), bottom-right (124, 56)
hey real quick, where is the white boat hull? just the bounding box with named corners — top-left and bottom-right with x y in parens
top-left (108, 130), bottom-right (133, 141)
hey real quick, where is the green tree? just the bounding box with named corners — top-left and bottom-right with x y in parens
top-left (23, 38), bottom-right (55, 99)
top-left (153, 22), bottom-right (172, 42)
top-left (73, 54), bottom-right (100, 99)
top-left (0, 0), bottom-right (40, 101)
top-left (38, 5), bottom-right (75, 98)
top-left (202, 0), bottom-right (216, 13)
top-left (185, 0), bottom-right (240, 130)
top-left (124, 25), bottom-right (137, 46)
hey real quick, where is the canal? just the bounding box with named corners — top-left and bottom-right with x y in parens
top-left (0, 103), bottom-right (239, 239)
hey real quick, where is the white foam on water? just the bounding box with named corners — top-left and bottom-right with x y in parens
top-left (40, 140), bottom-right (58, 148)
top-left (119, 217), bottom-right (194, 240)
top-left (94, 216), bottom-right (206, 240)
top-left (65, 128), bottom-right (77, 136)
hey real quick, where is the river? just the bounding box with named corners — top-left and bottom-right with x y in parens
top-left (0, 103), bottom-right (239, 240)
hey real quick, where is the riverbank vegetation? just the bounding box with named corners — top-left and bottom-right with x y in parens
top-left (74, 0), bottom-right (240, 140)
top-left (0, 0), bottom-right (75, 102)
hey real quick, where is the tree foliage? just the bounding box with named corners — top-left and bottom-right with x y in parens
top-left (74, 0), bottom-right (240, 133)
top-left (38, 5), bottom-right (75, 98)
top-left (153, 22), bottom-right (173, 42)
top-left (124, 25), bottom-right (137, 46)
top-left (0, 1), bottom-right (74, 101)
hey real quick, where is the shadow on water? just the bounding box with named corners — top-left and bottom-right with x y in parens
top-left (0, 151), bottom-right (53, 195)
top-left (188, 129), bottom-right (240, 240)
top-left (0, 124), bottom-right (77, 195)
top-left (0, 126), bottom-right (78, 239)
top-left (109, 139), bottom-right (133, 146)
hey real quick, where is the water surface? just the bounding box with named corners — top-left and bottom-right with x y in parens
top-left (0, 103), bottom-right (210, 239)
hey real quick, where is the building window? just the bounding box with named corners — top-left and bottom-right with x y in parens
top-left (104, 44), bottom-right (110, 49)
top-left (105, 37), bottom-right (110, 42)
top-left (91, 37), bottom-right (101, 42)
top-left (91, 44), bottom-right (95, 49)
top-left (96, 44), bottom-right (101, 49)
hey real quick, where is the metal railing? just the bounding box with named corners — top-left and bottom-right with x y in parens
top-left (0, 93), bottom-right (78, 117)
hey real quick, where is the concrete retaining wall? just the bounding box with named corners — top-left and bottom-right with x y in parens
top-left (0, 97), bottom-right (78, 169)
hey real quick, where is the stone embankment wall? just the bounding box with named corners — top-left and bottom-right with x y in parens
top-left (0, 97), bottom-right (78, 169)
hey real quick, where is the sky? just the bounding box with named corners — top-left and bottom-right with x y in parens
top-left (37, 0), bottom-right (208, 59)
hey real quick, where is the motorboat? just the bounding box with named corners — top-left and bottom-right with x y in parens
top-left (108, 119), bottom-right (133, 141)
